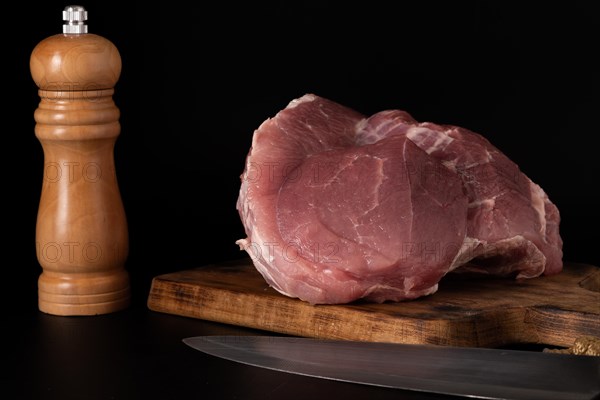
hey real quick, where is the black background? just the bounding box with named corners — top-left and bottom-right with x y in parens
top-left (6, 1), bottom-right (599, 312)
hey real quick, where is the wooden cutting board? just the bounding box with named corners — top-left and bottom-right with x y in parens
top-left (147, 259), bottom-right (599, 348)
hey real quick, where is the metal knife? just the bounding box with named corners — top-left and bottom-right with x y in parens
top-left (183, 335), bottom-right (600, 400)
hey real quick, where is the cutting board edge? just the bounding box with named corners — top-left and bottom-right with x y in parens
top-left (146, 268), bottom-right (599, 348)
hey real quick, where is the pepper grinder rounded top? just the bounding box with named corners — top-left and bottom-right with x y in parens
top-left (30, 5), bottom-right (121, 91)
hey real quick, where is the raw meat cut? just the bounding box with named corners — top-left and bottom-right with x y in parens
top-left (236, 94), bottom-right (563, 304)
top-left (361, 110), bottom-right (563, 278)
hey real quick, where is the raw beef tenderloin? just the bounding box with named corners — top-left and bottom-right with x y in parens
top-left (236, 94), bottom-right (563, 304)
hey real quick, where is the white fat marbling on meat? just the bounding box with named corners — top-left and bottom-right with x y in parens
top-left (287, 93), bottom-right (317, 109)
top-left (406, 127), bottom-right (454, 154)
top-left (529, 182), bottom-right (547, 238)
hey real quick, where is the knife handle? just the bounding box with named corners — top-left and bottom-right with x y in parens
top-left (30, 6), bottom-right (130, 315)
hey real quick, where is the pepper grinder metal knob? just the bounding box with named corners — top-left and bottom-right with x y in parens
top-left (30, 6), bottom-right (130, 315)
top-left (63, 5), bottom-right (88, 34)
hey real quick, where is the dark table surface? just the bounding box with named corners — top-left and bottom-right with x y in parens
top-left (12, 272), bottom-right (544, 400)
top-left (6, 285), bottom-right (473, 400)
top-left (7, 306), bottom-right (474, 400)
top-left (8, 285), bottom-right (596, 400)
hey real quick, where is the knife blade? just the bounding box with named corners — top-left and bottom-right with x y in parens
top-left (183, 335), bottom-right (600, 400)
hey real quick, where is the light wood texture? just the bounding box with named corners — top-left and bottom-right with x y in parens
top-left (148, 259), bottom-right (600, 348)
top-left (30, 33), bottom-right (121, 91)
top-left (31, 33), bottom-right (129, 315)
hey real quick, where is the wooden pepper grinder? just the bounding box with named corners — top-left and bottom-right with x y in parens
top-left (30, 5), bottom-right (130, 315)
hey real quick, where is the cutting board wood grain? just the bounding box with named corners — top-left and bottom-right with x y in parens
top-left (147, 259), bottom-right (600, 348)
